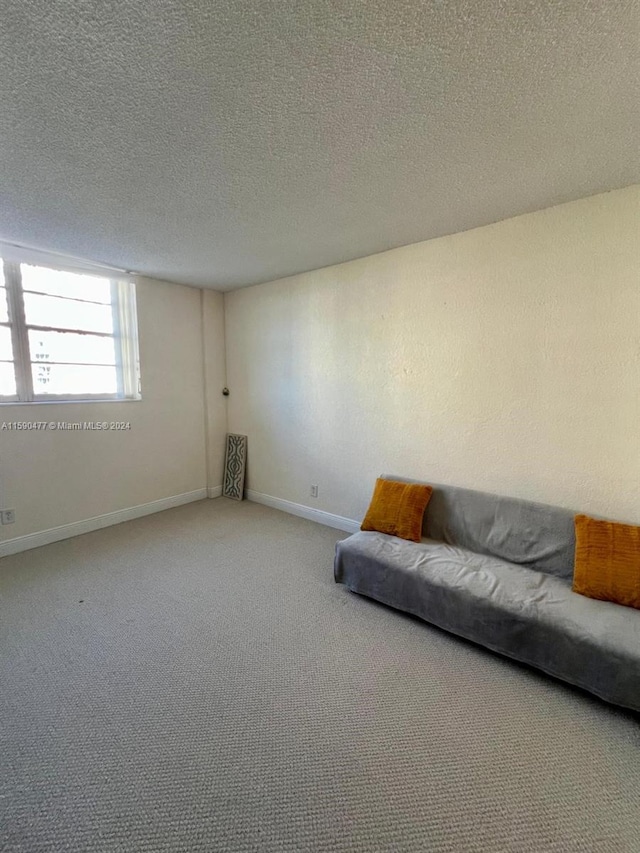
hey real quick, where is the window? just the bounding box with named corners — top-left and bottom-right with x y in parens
top-left (0, 255), bottom-right (140, 403)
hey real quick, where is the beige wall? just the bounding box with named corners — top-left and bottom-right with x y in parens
top-left (0, 276), bottom-right (222, 540)
top-left (225, 186), bottom-right (640, 525)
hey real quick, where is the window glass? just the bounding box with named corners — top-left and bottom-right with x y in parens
top-left (21, 265), bottom-right (112, 303)
top-left (31, 363), bottom-right (118, 396)
top-left (0, 362), bottom-right (16, 396)
top-left (29, 329), bottom-right (116, 366)
top-left (0, 287), bottom-right (8, 323)
top-left (0, 326), bottom-right (13, 360)
top-left (23, 292), bottom-right (113, 334)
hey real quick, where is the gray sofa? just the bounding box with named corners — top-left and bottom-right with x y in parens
top-left (334, 476), bottom-right (640, 712)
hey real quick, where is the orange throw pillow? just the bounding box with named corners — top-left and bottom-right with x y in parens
top-left (573, 514), bottom-right (640, 609)
top-left (361, 478), bottom-right (433, 543)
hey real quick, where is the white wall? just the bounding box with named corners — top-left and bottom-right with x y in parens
top-left (224, 186), bottom-right (640, 525)
top-left (0, 276), bottom-right (223, 542)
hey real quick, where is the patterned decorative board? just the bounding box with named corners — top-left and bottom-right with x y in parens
top-left (223, 434), bottom-right (247, 501)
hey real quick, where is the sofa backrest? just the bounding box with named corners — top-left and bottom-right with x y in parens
top-left (382, 475), bottom-right (576, 582)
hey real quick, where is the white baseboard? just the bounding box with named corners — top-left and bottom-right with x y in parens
top-left (207, 485), bottom-right (223, 498)
top-left (0, 488), bottom-right (208, 558)
top-left (246, 489), bottom-right (360, 534)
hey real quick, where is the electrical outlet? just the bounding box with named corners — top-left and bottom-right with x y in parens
top-left (1, 509), bottom-right (15, 525)
top-left (310, 484), bottom-right (318, 498)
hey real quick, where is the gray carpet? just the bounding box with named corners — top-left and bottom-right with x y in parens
top-left (1, 498), bottom-right (638, 853)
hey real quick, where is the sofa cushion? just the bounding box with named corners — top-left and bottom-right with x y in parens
top-left (573, 514), bottom-right (640, 609)
top-left (382, 475), bottom-right (575, 581)
top-left (334, 531), bottom-right (640, 712)
top-left (361, 477), bottom-right (433, 542)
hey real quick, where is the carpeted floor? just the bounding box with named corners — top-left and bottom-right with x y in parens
top-left (1, 498), bottom-right (638, 853)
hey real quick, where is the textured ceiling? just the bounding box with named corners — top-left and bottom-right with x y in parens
top-left (1, 1), bottom-right (638, 290)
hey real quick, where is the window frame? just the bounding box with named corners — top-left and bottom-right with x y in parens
top-left (0, 256), bottom-right (141, 405)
